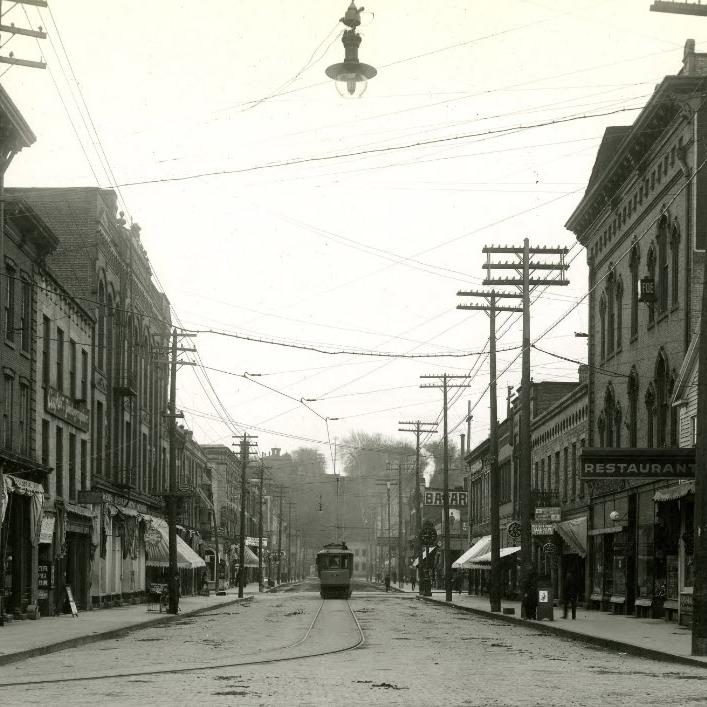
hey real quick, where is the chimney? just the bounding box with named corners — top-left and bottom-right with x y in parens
top-left (683, 38), bottom-right (696, 75)
top-left (578, 364), bottom-right (589, 385)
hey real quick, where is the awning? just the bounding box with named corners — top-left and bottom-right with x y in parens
top-left (470, 546), bottom-right (521, 569)
top-left (413, 545), bottom-right (438, 567)
top-left (452, 535), bottom-right (491, 569)
top-left (144, 516), bottom-right (206, 569)
top-left (654, 481), bottom-right (695, 503)
top-left (232, 544), bottom-right (260, 568)
top-left (556, 517), bottom-right (587, 558)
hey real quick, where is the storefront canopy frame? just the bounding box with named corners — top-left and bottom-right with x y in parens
top-left (144, 516), bottom-right (206, 569)
top-left (452, 535), bottom-right (491, 569)
top-left (653, 481), bottom-right (695, 502)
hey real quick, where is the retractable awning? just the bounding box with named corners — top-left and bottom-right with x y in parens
top-left (144, 516), bottom-right (206, 569)
top-left (413, 545), bottom-right (438, 567)
top-left (232, 544), bottom-right (260, 568)
top-left (654, 481), bottom-right (695, 503)
top-left (452, 535), bottom-right (491, 569)
top-left (556, 517), bottom-right (587, 558)
top-left (470, 546), bottom-right (521, 569)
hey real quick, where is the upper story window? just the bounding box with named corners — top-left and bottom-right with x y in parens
top-left (4, 262), bottom-right (15, 344)
top-left (20, 277), bottom-right (30, 353)
top-left (630, 245), bottom-right (640, 338)
top-left (615, 277), bottom-right (624, 351)
top-left (657, 217), bottom-right (669, 314)
top-left (670, 222), bottom-right (680, 309)
top-left (599, 293), bottom-right (607, 360)
top-left (646, 245), bottom-right (656, 326)
top-left (97, 281), bottom-right (105, 371)
top-left (56, 327), bottom-right (65, 393)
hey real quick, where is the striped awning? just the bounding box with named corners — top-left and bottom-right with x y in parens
top-left (653, 481), bottom-right (695, 503)
top-left (144, 516), bottom-right (206, 569)
top-left (231, 544), bottom-right (260, 568)
top-left (452, 535), bottom-right (491, 569)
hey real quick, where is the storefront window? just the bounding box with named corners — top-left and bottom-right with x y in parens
top-left (684, 501), bottom-right (695, 589)
top-left (612, 531), bottom-right (627, 596)
top-left (592, 535), bottom-right (603, 596)
top-left (636, 491), bottom-right (654, 599)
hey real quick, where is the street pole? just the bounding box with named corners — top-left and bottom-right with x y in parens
top-left (277, 486), bottom-right (284, 584)
top-left (421, 375), bottom-right (471, 602)
top-left (482, 241), bottom-right (569, 614)
top-left (386, 482), bottom-right (392, 582)
top-left (236, 433), bottom-right (257, 598)
top-left (398, 460), bottom-right (403, 588)
top-left (287, 501), bottom-right (293, 583)
top-left (258, 458), bottom-right (265, 592)
top-left (398, 421), bottom-right (437, 594)
top-left (458, 289), bottom-right (523, 613)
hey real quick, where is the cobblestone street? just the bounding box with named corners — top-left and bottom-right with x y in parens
top-left (3, 585), bottom-right (707, 706)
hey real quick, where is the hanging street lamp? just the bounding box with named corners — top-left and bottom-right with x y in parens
top-left (325, 2), bottom-right (377, 98)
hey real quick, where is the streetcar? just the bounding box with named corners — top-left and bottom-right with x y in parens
top-left (315, 542), bottom-right (353, 599)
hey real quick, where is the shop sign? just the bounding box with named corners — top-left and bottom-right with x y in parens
top-left (532, 522), bottom-right (554, 536)
top-left (580, 448), bottom-right (695, 480)
top-left (245, 536), bottom-right (267, 548)
top-left (638, 277), bottom-right (655, 303)
top-left (423, 489), bottom-right (468, 508)
top-left (681, 591), bottom-right (693, 615)
top-left (535, 507), bottom-right (561, 522)
top-left (45, 387), bottom-right (89, 431)
top-left (144, 527), bottom-right (163, 546)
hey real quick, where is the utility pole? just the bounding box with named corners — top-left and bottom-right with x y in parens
top-left (257, 456), bottom-right (269, 592)
top-left (277, 486), bottom-right (284, 584)
top-left (234, 433), bottom-right (257, 598)
top-left (287, 501), bottom-right (294, 583)
top-left (399, 420), bottom-right (438, 594)
top-left (458, 289), bottom-right (523, 613)
top-left (386, 482), bottom-right (392, 582)
top-left (0, 0), bottom-right (47, 69)
top-left (482, 241), bottom-right (569, 614)
top-left (421, 374), bottom-right (472, 602)
top-left (161, 328), bottom-right (197, 614)
top-left (398, 460), bottom-right (404, 587)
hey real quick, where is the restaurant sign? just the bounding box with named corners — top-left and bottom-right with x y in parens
top-left (45, 387), bottom-right (89, 431)
top-left (423, 489), bottom-right (468, 508)
top-left (581, 448), bottom-right (695, 480)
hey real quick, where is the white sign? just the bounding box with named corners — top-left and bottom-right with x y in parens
top-left (538, 590), bottom-right (549, 603)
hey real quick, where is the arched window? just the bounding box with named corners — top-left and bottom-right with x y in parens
top-left (670, 222), bottom-right (680, 309)
top-left (657, 215), bottom-right (669, 313)
top-left (628, 367), bottom-right (639, 447)
top-left (97, 281), bottom-right (105, 371)
top-left (630, 245), bottom-right (640, 338)
top-left (615, 277), bottom-right (624, 351)
top-left (647, 245), bottom-right (656, 326)
top-left (645, 383), bottom-right (656, 447)
top-left (599, 293), bottom-right (607, 360)
top-left (598, 411), bottom-right (606, 447)
top-left (614, 402), bottom-right (622, 448)
top-left (669, 373), bottom-right (678, 447)
top-left (606, 271), bottom-right (615, 356)
top-left (604, 385), bottom-right (615, 447)
top-left (655, 351), bottom-right (669, 447)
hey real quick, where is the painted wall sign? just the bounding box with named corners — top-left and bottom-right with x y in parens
top-left (535, 507), bottom-right (561, 522)
top-left (45, 387), bottom-right (90, 431)
top-left (423, 489), bottom-right (468, 508)
top-left (532, 522), bottom-right (554, 536)
top-left (580, 448), bottom-right (695, 480)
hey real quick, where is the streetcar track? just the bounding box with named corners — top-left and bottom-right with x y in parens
top-left (0, 599), bottom-right (365, 688)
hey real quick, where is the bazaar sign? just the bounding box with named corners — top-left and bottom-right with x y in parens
top-left (581, 448), bottom-right (695, 480)
top-left (423, 489), bottom-right (468, 508)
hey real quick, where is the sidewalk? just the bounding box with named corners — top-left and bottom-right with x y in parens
top-left (0, 582), bottom-right (262, 667)
top-left (408, 587), bottom-right (707, 669)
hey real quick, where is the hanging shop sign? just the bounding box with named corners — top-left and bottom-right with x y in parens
top-left (535, 507), bottom-right (561, 522)
top-left (638, 277), bottom-right (655, 303)
top-left (580, 448), bottom-right (695, 480)
top-left (423, 489), bottom-right (468, 508)
top-left (532, 522), bottom-right (555, 536)
top-left (507, 521), bottom-right (521, 539)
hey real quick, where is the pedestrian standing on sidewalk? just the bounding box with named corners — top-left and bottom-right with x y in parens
top-left (563, 570), bottom-right (578, 620)
top-left (384, 574), bottom-right (391, 592)
top-left (410, 570), bottom-right (416, 591)
top-left (522, 565), bottom-right (538, 620)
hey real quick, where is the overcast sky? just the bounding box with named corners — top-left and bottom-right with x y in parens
top-left (3, 1), bottom-right (704, 471)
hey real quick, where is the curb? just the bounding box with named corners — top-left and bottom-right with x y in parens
top-left (0, 595), bottom-right (253, 668)
top-left (417, 595), bottom-right (707, 670)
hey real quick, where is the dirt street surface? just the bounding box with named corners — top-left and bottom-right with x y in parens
top-left (1, 581), bottom-right (707, 706)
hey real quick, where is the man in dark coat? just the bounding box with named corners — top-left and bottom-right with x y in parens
top-left (563, 570), bottom-right (578, 620)
top-left (522, 565), bottom-right (538, 620)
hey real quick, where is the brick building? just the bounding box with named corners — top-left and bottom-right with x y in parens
top-left (565, 40), bottom-right (706, 623)
top-left (8, 186), bottom-right (172, 608)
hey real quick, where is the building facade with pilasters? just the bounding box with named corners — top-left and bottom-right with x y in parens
top-left (565, 41), bottom-right (706, 624)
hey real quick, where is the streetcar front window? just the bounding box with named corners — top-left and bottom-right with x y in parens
top-left (329, 556), bottom-right (340, 569)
